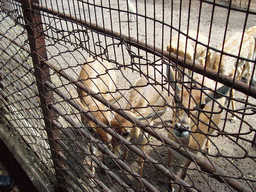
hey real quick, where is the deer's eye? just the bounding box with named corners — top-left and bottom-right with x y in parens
top-left (199, 103), bottom-right (206, 109)
top-left (88, 127), bottom-right (94, 133)
top-left (174, 97), bottom-right (180, 104)
top-left (121, 130), bottom-right (130, 138)
top-left (192, 84), bottom-right (197, 89)
top-left (182, 107), bottom-right (189, 114)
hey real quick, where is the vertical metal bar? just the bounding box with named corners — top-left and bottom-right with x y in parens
top-left (21, 0), bottom-right (65, 191)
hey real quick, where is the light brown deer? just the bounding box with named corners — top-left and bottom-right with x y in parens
top-left (246, 26), bottom-right (256, 41)
top-left (77, 56), bottom-right (117, 171)
top-left (211, 31), bottom-right (255, 122)
top-left (245, 26), bottom-right (256, 86)
top-left (168, 73), bottom-right (230, 191)
top-left (167, 29), bottom-right (212, 77)
top-left (110, 60), bottom-right (175, 177)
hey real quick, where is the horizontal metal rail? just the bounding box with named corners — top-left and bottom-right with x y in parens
top-left (202, 0), bottom-right (256, 14)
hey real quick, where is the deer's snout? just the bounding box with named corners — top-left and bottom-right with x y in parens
top-left (174, 123), bottom-right (190, 138)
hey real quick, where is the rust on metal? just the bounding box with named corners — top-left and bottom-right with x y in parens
top-left (21, 0), bottom-right (64, 190)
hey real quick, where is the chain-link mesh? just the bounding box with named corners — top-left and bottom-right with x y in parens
top-left (0, 0), bottom-right (256, 191)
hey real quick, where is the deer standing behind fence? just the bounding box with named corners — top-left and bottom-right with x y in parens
top-left (246, 26), bottom-right (256, 43)
top-left (211, 31), bottom-right (255, 122)
top-left (110, 60), bottom-right (175, 178)
top-left (167, 67), bottom-right (230, 191)
top-left (245, 26), bottom-right (256, 84)
top-left (167, 29), bottom-right (212, 77)
top-left (77, 56), bottom-right (117, 173)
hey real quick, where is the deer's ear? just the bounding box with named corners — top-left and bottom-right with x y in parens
top-left (199, 100), bottom-right (206, 109)
top-left (109, 94), bottom-right (123, 104)
top-left (205, 85), bottom-right (230, 104)
top-left (165, 60), bottom-right (181, 94)
top-left (137, 110), bottom-right (166, 121)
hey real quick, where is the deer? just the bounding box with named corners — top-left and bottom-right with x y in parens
top-left (110, 59), bottom-right (175, 178)
top-left (245, 26), bottom-right (256, 86)
top-left (246, 26), bottom-right (256, 41)
top-left (167, 29), bottom-right (212, 77)
top-left (211, 31), bottom-right (255, 122)
top-left (167, 69), bottom-right (230, 191)
top-left (77, 56), bottom-right (118, 173)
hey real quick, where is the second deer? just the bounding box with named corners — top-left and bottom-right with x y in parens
top-left (167, 70), bottom-right (229, 191)
top-left (211, 31), bottom-right (255, 122)
top-left (167, 29), bottom-right (212, 77)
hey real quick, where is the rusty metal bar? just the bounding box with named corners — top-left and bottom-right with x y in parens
top-left (30, 3), bottom-right (256, 99)
top-left (164, 53), bottom-right (256, 99)
top-left (44, 61), bottom-right (252, 192)
top-left (20, 0), bottom-right (65, 190)
top-left (45, 80), bottom-right (198, 192)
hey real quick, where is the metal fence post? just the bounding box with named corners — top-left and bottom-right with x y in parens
top-left (21, 0), bottom-right (65, 190)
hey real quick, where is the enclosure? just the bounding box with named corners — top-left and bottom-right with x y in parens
top-left (0, 0), bottom-right (256, 191)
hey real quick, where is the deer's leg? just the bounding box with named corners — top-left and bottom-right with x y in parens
top-left (177, 160), bottom-right (192, 192)
top-left (137, 134), bottom-right (148, 189)
top-left (231, 89), bottom-right (236, 123)
top-left (122, 147), bottom-right (128, 160)
top-left (205, 138), bottom-right (211, 153)
top-left (168, 150), bottom-right (176, 192)
top-left (138, 148), bottom-right (145, 177)
top-left (89, 143), bottom-right (96, 175)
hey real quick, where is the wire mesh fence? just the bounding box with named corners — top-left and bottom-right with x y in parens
top-left (0, 0), bottom-right (256, 191)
